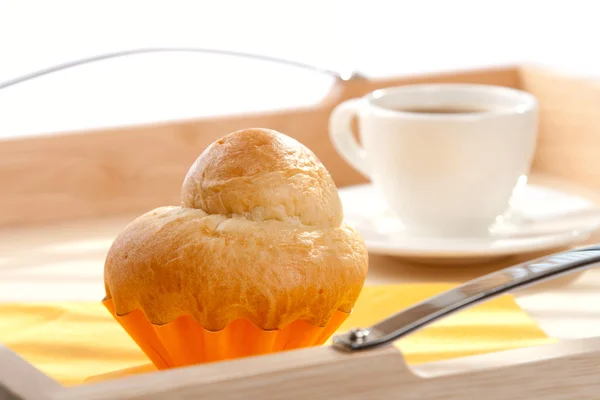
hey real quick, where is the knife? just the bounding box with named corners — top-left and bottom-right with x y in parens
top-left (333, 244), bottom-right (600, 351)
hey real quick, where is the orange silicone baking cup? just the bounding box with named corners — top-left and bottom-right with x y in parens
top-left (103, 298), bottom-right (349, 369)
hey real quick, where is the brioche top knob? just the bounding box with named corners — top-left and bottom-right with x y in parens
top-left (181, 128), bottom-right (343, 228)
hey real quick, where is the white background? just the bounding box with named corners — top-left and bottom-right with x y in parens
top-left (1, 0), bottom-right (599, 136)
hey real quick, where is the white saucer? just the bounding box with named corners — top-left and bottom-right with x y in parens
top-left (338, 183), bottom-right (600, 262)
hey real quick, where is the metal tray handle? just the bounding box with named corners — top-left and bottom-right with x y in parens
top-left (0, 47), bottom-right (365, 91)
top-left (333, 244), bottom-right (600, 352)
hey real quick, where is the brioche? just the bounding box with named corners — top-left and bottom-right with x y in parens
top-left (104, 128), bottom-right (369, 331)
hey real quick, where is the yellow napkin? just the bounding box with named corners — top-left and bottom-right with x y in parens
top-left (0, 284), bottom-right (552, 386)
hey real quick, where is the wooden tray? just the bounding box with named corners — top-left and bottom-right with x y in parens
top-left (2, 65), bottom-right (600, 399)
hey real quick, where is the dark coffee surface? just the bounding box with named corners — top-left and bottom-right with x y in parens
top-left (394, 107), bottom-right (488, 114)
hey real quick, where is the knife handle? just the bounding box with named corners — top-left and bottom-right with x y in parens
top-left (332, 244), bottom-right (600, 352)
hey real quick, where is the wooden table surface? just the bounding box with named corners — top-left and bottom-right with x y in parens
top-left (2, 184), bottom-right (599, 342)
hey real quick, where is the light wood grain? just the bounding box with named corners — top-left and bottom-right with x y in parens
top-left (521, 65), bottom-right (600, 191)
top-left (0, 345), bottom-right (62, 400)
top-left (0, 67), bottom-right (519, 227)
top-left (50, 337), bottom-right (600, 400)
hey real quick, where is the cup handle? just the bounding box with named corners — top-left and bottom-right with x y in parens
top-left (328, 99), bottom-right (370, 178)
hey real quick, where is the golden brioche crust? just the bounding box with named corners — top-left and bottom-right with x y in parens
top-left (104, 128), bottom-right (369, 330)
top-left (181, 128), bottom-right (343, 228)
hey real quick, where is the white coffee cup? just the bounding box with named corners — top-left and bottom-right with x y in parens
top-left (329, 83), bottom-right (539, 237)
